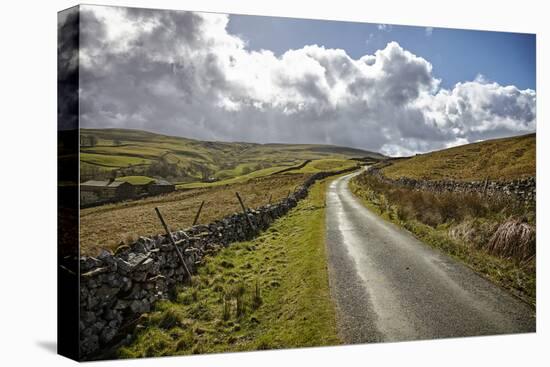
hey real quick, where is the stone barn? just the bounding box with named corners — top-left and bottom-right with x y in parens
top-left (80, 179), bottom-right (136, 205)
top-left (147, 179), bottom-right (176, 195)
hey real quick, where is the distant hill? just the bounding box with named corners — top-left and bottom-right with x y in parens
top-left (382, 133), bottom-right (535, 181)
top-left (80, 128), bottom-right (384, 183)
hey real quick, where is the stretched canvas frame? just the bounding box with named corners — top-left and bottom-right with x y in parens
top-left (58, 4), bottom-right (536, 361)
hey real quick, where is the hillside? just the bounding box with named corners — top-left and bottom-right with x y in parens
top-left (80, 128), bottom-right (383, 183)
top-left (382, 133), bottom-right (535, 181)
top-left (80, 173), bottom-right (310, 255)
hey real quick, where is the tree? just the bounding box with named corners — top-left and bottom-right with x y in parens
top-left (198, 165), bottom-right (213, 182)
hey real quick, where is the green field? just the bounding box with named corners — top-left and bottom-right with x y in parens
top-left (176, 165), bottom-right (290, 189)
top-left (119, 178), bottom-right (341, 357)
top-left (80, 128), bottom-right (382, 184)
top-left (80, 152), bottom-right (152, 168)
top-left (382, 133), bottom-right (535, 181)
top-left (177, 159), bottom-right (358, 190)
top-left (288, 158), bottom-right (358, 174)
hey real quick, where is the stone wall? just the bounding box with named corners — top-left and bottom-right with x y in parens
top-left (367, 167), bottom-right (536, 204)
top-left (78, 167), bottom-right (358, 359)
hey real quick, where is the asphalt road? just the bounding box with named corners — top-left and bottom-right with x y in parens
top-left (325, 170), bottom-right (535, 344)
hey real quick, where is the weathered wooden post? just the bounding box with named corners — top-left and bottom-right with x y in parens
top-left (235, 192), bottom-right (256, 231)
top-left (154, 207), bottom-right (193, 281)
top-left (483, 176), bottom-right (489, 196)
top-left (268, 194), bottom-right (272, 204)
top-left (192, 200), bottom-right (205, 226)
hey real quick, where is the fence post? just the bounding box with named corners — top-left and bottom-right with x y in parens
top-left (154, 207), bottom-right (192, 281)
top-left (268, 194), bottom-right (272, 204)
top-left (235, 192), bottom-right (256, 231)
top-left (192, 200), bottom-right (205, 226)
top-left (483, 176), bottom-right (489, 195)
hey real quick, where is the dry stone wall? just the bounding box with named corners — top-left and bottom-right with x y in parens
top-left (78, 167), bottom-right (358, 359)
top-left (367, 167), bottom-right (536, 205)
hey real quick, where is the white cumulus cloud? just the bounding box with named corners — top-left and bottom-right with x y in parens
top-left (76, 6), bottom-right (536, 156)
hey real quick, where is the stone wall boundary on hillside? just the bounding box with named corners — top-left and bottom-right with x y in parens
top-left (78, 166), bottom-right (359, 359)
top-left (365, 167), bottom-right (536, 204)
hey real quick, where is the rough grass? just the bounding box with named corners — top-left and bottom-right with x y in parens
top-left (487, 219), bottom-right (536, 262)
top-left (80, 174), bottom-right (311, 256)
top-left (349, 173), bottom-right (536, 304)
top-left (118, 179), bottom-right (341, 358)
top-left (382, 133), bottom-right (535, 181)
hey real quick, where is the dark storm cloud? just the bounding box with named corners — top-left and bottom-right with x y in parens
top-left (58, 6), bottom-right (79, 130)
top-left (77, 6), bottom-right (536, 155)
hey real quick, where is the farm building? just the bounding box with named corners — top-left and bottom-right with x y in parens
top-left (80, 178), bottom-right (176, 207)
top-left (147, 179), bottom-right (176, 195)
top-left (80, 179), bottom-right (136, 205)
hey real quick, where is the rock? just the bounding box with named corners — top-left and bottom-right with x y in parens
top-left (114, 299), bottom-right (131, 310)
top-left (81, 267), bottom-right (109, 278)
top-left (82, 311), bottom-right (96, 324)
top-left (114, 244), bottom-right (131, 256)
top-left (86, 295), bottom-right (99, 310)
top-left (80, 257), bottom-right (102, 272)
top-left (116, 258), bottom-right (133, 274)
top-left (131, 271), bottom-right (148, 282)
top-left (130, 299), bottom-right (150, 314)
top-left (138, 257), bottom-right (155, 272)
top-left (95, 285), bottom-right (120, 300)
top-left (80, 335), bottom-right (99, 355)
top-left (100, 327), bottom-right (117, 344)
top-left (92, 321), bottom-right (106, 333)
top-left (121, 277), bottom-right (132, 292)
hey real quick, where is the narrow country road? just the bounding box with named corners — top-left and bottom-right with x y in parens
top-left (325, 170), bottom-right (535, 344)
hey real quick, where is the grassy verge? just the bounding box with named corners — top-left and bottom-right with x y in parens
top-left (349, 174), bottom-right (535, 305)
top-left (118, 178), bottom-right (340, 358)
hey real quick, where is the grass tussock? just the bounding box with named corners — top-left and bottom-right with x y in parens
top-left (350, 173), bottom-right (536, 304)
top-left (487, 219), bottom-right (535, 262)
top-left (117, 179), bottom-right (340, 358)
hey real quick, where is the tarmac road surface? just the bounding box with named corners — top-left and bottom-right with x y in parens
top-left (325, 170), bottom-right (535, 343)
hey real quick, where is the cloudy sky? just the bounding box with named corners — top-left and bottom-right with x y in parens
top-left (74, 5), bottom-right (536, 156)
